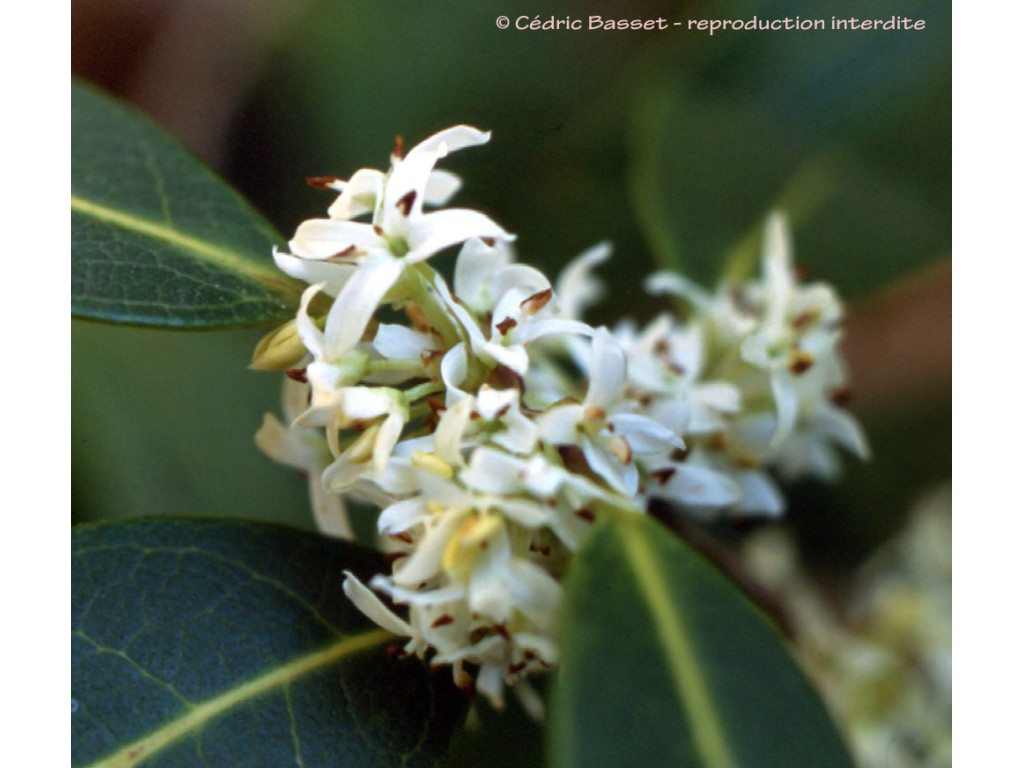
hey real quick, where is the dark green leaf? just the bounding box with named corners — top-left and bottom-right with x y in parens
top-left (71, 320), bottom-right (314, 530)
top-left (549, 513), bottom-right (854, 768)
top-left (72, 80), bottom-right (300, 328)
top-left (72, 518), bottom-right (467, 767)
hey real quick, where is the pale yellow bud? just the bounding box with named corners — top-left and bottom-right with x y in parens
top-left (250, 320), bottom-right (307, 371)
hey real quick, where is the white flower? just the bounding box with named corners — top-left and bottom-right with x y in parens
top-left (281, 127), bottom-right (515, 360)
top-left (536, 328), bottom-right (684, 495)
top-left (255, 379), bottom-right (353, 538)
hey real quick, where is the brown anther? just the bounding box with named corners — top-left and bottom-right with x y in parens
top-left (793, 262), bottom-right (811, 282)
top-left (488, 365), bottom-right (526, 393)
top-left (327, 245), bottom-right (357, 261)
top-left (395, 189), bottom-right (417, 217)
top-left (306, 176), bottom-right (341, 190)
top-left (496, 404), bottom-right (511, 418)
top-left (519, 288), bottom-right (552, 316)
top-left (829, 386), bottom-right (852, 406)
top-left (583, 405), bottom-right (606, 423)
top-left (574, 508), bottom-right (596, 523)
top-left (609, 436), bottom-right (632, 465)
top-left (373, 224), bottom-right (384, 236)
top-left (427, 397), bottom-right (447, 416)
top-left (709, 432), bottom-right (727, 451)
top-left (420, 349), bottom-right (444, 367)
top-left (792, 309), bottom-right (819, 331)
top-left (405, 302), bottom-right (430, 332)
top-left (654, 339), bottom-right (670, 355)
top-left (508, 661), bottom-right (527, 676)
top-left (651, 467), bottom-right (676, 485)
top-left (557, 444), bottom-right (589, 474)
top-left (385, 645), bottom-right (408, 658)
top-left (392, 135), bottom-right (404, 159)
top-left (481, 237), bottom-right (496, 247)
top-left (285, 367), bottom-right (308, 383)
top-left (455, 672), bottom-right (476, 699)
top-left (431, 614), bottom-right (455, 628)
top-left (788, 349), bottom-right (815, 375)
top-left (470, 627), bottom-right (489, 644)
top-left (390, 532), bottom-right (414, 544)
top-left (496, 316), bottom-right (518, 336)
top-left (469, 411), bottom-right (481, 420)
top-left (524, 650), bottom-right (537, 661)
top-left (668, 363), bottom-right (685, 376)
top-left (638, 393), bottom-right (653, 407)
top-left (493, 624), bottom-right (511, 641)
top-left (734, 455), bottom-right (760, 469)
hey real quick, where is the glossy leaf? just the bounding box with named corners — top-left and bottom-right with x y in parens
top-left (72, 80), bottom-right (301, 328)
top-left (72, 518), bottom-right (467, 767)
top-left (549, 513), bottom-right (854, 768)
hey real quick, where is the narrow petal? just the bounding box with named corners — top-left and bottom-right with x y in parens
top-left (324, 252), bottom-right (404, 359)
top-left (343, 572), bottom-right (413, 636)
top-left (327, 168), bottom-right (384, 220)
top-left (411, 125), bottom-right (491, 156)
top-left (289, 218), bottom-right (383, 259)
top-left (584, 328), bottom-right (627, 408)
top-left (373, 324), bottom-right (435, 360)
top-left (406, 208), bottom-right (513, 263)
top-left (273, 249), bottom-right (357, 295)
top-left (424, 169), bottom-right (463, 206)
top-left (555, 241), bottom-right (611, 320)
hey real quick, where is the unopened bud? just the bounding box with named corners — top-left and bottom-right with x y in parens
top-left (250, 320), bottom-right (308, 371)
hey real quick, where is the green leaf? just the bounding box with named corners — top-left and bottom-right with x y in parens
top-left (72, 518), bottom-right (467, 767)
top-left (71, 80), bottom-right (301, 328)
top-left (549, 513), bottom-right (854, 768)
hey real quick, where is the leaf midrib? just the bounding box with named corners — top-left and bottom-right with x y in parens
top-left (86, 628), bottom-right (393, 768)
top-left (71, 195), bottom-right (297, 297)
top-left (619, 520), bottom-right (739, 768)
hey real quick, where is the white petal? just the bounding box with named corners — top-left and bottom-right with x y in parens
top-left (582, 437), bottom-right (634, 496)
top-left (373, 324), bottom-right (435, 360)
top-left (273, 249), bottom-right (357, 295)
top-left (423, 169), bottom-right (463, 206)
top-left (555, 241), bottom-right (611, 320)
top-left (378, 497), bottom-right (429, 534)
top-left (440, 344), bottom-right (469, 397)
top-left (608, 413), bottom-right (684, 454)
top-left (534, 403), bottom-right (583, 445)
top-left (453, 237), bottom-right (507, 306)
top-left (324, 252), bottom-right (405, 358)
top-left (411, 125), bottom-right (491, 156)
top-left (513, 317), bottom-right (594, 344)
top-left (394, 510), bottom-right (468, 586)
top-left (289, 218), bottom-right (383, 259)
top-left (308, 475), bottom-right (353, 540)
top-left (585, 328), bottom-right (627, 408)
top-left (644, 271), bottom-right (710, 306)
top-left (656, 464), bottom-right (741, 508)
top-left (343, 572), bottom-right (413, 636)
top-left (327, 168), bottom-right (384, 219)
top-left (406, 208), bottom-right (513, 263)
top-left (491, 264), bottom-right (550, 302)
top-left (461, 447), bottom-right (527, 495)
top-left (434, 397), bottom-right (473, 465)
top-left (769, 372), bottom-right (800, 450)
top-left (374, 412), bottom-right (406, 474)
top-left (734, 470), bottom-right (786, 517)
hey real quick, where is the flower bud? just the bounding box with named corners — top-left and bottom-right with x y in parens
top-left (250, 319), bottom-right (308, 371)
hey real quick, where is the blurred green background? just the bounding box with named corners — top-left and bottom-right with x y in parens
top-left (72, 0), bottom-right (950, 569)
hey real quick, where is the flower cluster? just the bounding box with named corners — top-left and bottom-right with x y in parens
top-left (253, 126), bottom-right (867, 714)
